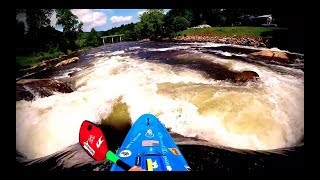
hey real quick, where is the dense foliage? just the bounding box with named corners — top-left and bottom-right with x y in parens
top-left (16, 8), bottom-right (302, 69)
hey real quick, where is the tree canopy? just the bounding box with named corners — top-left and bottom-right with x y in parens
top-left (16, 8), bottom-right (294, 56)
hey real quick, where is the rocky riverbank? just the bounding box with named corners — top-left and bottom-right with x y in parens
top-left (175, 35), bottom-right (268, 47)
top-left (173, 35), bottom-right (300, 65)
top-left (16, 79), bottom-right (74, 101)
top-left (16, 50), bottom-right (84, 80)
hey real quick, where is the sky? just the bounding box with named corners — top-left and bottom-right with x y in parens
top-left (50, 9), bottom-right (170, 32)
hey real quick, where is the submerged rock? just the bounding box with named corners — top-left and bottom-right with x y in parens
top-left (16, 79), bottom-right (73, 101)
top-left (234, 71), bottom-right (260, 83)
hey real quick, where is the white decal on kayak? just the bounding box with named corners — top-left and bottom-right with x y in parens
top-left (166, 166), bottom-right (172, 171)
top-left (163, 156), bottom-right (171, 167)
top-left (133, 133), bottom-right (141, 141)
top-left (145, 129), bottom-right (154, 138)
top-left (83, 141), bottom-right (95, 156)
top-left (96, 136), bottom-right (103, 148)
top-left (119, 150), bottom-right (132, 157)
top-left (142, 140), bottom-right (159, 146)
top-left (88, 135), bottom-right (95, 144)
top-left (161, 145), bottom-right (168, 153)
top-left (125, 133), bottom-right (141, 149)
top-left (152, 160), bottom-right (158, 169)
top-left (158, 132), bottom-right (168, 153)
top-left (158, 132), bottom-right (171, 169)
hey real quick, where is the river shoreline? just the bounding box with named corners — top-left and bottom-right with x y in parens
top-left (16, 38), bottom-right (303, 80)
top-left (173, 35), bottom-right (268, 48)
top-left (164, 35), bottom-right (302, 54)
top-left (16, 41), bottom-right (304, 174)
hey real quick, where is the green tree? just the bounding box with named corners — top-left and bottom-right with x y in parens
top-left (78, 21), bottom-right (84, 33)
top-left (121, 23), bottom-right (137, 40)
top-left (56, 9), bottom-right (78, 32)
top-left (75, 21), bottom-right (85, 48)
top-left (134, 22), bottom-right (149, 39)
top-left (86, 28), bottom-right (101, 47)
top-left (164, 14), bottom-right (190, 39)
top-left (25, 9), bottom-right (53, 33)
top-left (56, 9), bottom-right (79, 52)
top-left (135, 9), bottom-right (165, 41)
top-left (16, 20), bottom-right (26, 54)
top-left (24, 9), bottom-right (53, 52)
top-left (167, 9), bottom-right (194, 26)
top-left (173, 17), bottom-right (190, 32)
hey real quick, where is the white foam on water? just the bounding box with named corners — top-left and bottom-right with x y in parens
top-left (107, 50), bottom-right (125, 56)
top-left (16, 46), bottom-right (304, 159)
top-left (128, 46), bottom-right (141, 50)
top-left (185, 42), bottom-right (304, 56)
top-left (53, 67), bottom-right (84, 79)
top-left (146, 46), bottom-right (190, 52)
top-left (196, 42), bottom-right (224, 47)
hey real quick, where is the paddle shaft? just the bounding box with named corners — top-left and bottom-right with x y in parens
top-left (115, 159), bottom-right (132, 171)
top-left (106, 150), bottom-right (132, 171)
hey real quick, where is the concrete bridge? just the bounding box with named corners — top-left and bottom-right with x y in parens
top-left (101, 34), bottom-right (125, 45)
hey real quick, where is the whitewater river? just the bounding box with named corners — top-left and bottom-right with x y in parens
top-left (16, 41), bottom-right (304, 174)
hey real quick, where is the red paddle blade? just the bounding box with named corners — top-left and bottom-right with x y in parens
top-left (79, 120), bottom-right (108, 162)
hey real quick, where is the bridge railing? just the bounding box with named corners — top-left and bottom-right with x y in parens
top-left (101, 34), bottom-right (125, 45)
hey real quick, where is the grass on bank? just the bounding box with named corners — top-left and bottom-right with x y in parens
top-left (16, 47), bottom-right (93, 70)
top-left (180, 26), bottom-right (287, 38)
top-left (16, 50), bottom-right (64, 69)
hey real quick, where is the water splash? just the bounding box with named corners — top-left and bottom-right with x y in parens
top-left (16, 42), bottom-right (304, 159)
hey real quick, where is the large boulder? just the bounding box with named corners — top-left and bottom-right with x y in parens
top-left (234, 71), bottom-right (260, 83)
top-left (16, 79), bottom-right (73, 101)
top-left (250, 50), bottom-right (289, 63)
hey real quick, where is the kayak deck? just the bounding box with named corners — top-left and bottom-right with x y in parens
top-left (110, 113), bottom-right (190, 171)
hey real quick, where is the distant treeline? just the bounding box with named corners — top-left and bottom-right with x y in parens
top-left (101, 8), bottom-right (302, 41)
top-left (16, 9), bottom-right (102, 56)
top-left (16, 8), bottom-right (303, 56)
